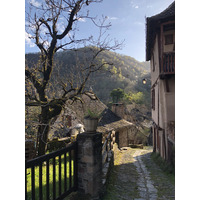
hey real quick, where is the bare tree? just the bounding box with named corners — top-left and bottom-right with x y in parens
top-left (25, 0), bottom-right (122, 156)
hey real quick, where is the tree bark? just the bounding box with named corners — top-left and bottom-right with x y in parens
top-left (37, 123), bottom-right (50, 156)
top-left (37, 106), bottom-right (50, 156)
top-left (37, 100), bottom-right (64, 156)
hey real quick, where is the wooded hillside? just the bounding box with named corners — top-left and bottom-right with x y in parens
top-left (25, 46), bottom-right (150, 107)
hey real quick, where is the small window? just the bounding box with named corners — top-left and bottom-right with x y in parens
top-left (153, 53), bottom-right (155, 71)
top-left (151, 88), bottom-right (155, 110)
top-left (152, 53), bottom-right (155, 72)
top-left (165, 34), bottom-right (173, 45)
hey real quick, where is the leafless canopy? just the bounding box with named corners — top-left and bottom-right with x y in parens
top-left (25, 0), bottom-right (123, 155)
top-left (26, 0), bottom-right (122, 105)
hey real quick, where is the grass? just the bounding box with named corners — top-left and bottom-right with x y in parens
top-left (26, 153), bottom-right (75, 200)
top-left (151, 152), bottom-right (175, 181)
top-left (142, 151), bottom-right (175, 199)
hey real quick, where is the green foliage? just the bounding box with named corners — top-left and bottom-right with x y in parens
top-left (103, 63), bottom-right (109, 71)
top-left (107, 101), bottom-right (113, 109)
top-left (110, 90), bottom-right (145, 105)
top-left (151, 152), bottom-right (175, 176)
top-left (125, 92), bottom-right (145, 104)
top-left (110, 66), bottom-right (117, 74)
top-left (25, 47), bottom-right (151, 107)
top-left (110, 88), bottom-right (125, 103)
top-left (85, 109), bottom-right (102, 119)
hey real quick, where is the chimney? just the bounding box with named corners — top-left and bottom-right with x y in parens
top-left (111, 103), bottom-right (125, 118)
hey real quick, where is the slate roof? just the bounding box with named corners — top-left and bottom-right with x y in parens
top-left (66, 94), bottom-right (107, 122)
top-left (97, 118), bottom-right (133, 134)
top-left (97, 108), bottom-right (133, 134)
top-left (146, 1), bottom-right (175, 61)
top-left (98, 108), bottom-right (121, 126)
top-left (69, 95), bottom-right (134, 134)
top-left (49, 94), bottom-right (134, 137)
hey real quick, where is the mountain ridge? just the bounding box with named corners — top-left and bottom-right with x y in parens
top-left (25, 46), bottom-right (150, 105)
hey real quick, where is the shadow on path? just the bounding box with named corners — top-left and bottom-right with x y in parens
top-left (102, 146), bottom-right (175, 200)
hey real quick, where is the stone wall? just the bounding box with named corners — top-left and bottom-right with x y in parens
top-left (77, 132), bottom-right (102, 199)
top-left (118, 128), bottom-right (128, 148)
top-left (111, 103), bottom-right (125, 118)
top-left (117, 126), bottom-right (149, 148)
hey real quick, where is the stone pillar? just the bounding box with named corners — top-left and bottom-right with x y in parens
top-left (77, 132), bottom-right (102, 199)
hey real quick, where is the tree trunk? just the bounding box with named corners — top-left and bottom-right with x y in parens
top-left (37, 123), bottom-right (50, 156)
top-left (37, 101), bottom-right (64, 156)
top-left (37, 107), bottom-right (51, 156)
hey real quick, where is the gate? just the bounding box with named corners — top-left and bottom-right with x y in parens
top-left (25, 142), bottom-right (78, 200)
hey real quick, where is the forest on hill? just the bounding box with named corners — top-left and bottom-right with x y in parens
top-left (25, 46), bottom-right (151, 108)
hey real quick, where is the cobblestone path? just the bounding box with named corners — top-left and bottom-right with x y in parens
top-left (133, 149), bottom-right (158, 200)
top-left (103, 146), bottom-right (175, 200)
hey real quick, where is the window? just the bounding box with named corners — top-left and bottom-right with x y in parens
top-left (152, 53), bottom-right (155, 72)
top-left (165, 34), bottom-right (173, 45)
top-left (151, 88), bottom-right (155, 110)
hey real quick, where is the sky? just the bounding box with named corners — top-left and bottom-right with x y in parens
top-left (2, 1), bottom-right (200, 198)
top-left (25, 0), bottom-right (175, 62)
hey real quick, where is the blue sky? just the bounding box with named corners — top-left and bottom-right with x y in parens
top-left (25, 0), bottom-right (174, 62)
top-left (2, 1), bottom-right (200, 197)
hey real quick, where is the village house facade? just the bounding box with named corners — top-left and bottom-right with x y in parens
top-left (146, 2), bottom-right (175, 163)
top-left (48, 94), bottom-right (137, 149)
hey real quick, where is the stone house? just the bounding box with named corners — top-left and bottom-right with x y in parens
top-left (49, 94), bottom-right (144, 148)
top-left (97, 108), bottom-right (135, 148)
top-left (111, 103), bottom-right (152, 145)
top-left (146, 2), bottom-right (175, 162)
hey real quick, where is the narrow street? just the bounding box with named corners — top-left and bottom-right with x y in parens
top-left (103, 146), bottom-right (175, 200)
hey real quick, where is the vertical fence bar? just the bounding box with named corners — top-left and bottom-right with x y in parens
top-left (46, 160), bottom-right (49, 200)
top-left (31, 166), bottom-right (35, 200)
top-left (74, 144), bottom-right (78, 190)
top-left (59, 155), bottom-right (62, 195)
top-left (76, 143), bottom-right (78, 189)
top-left (53, 157), bottom-right (56, 200)
top-left (164, 55), bottom-right (166, 72)
top-left (26, 143), bottom-right (78, 200)
top-left (174, 53), bottom-right (175, 72)
top-left (64, 153), bottom-right (67, 191)
top-left (25, 168), bottom-right (27, 200)
top-left (167, 54), bottom-right (170, 73)
top-left (69, 150), bottom-right (72, 189)
top-left (162, 53), bottom-right (175, 74)
top-left (39, 163), bottom-right (43, 200)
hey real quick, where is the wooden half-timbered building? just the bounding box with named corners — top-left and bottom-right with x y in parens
top-left (146, 2), bottom-right (175, 163)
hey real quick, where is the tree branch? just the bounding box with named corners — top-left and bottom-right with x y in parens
top-left (39, 17), bottom-right (54, 38)
top-left (25, 69), bottom-right (43, 90)
top-left (56, 0), bottom-right (83, 40)
top-left (35, 21), bottom-right (48, 55)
